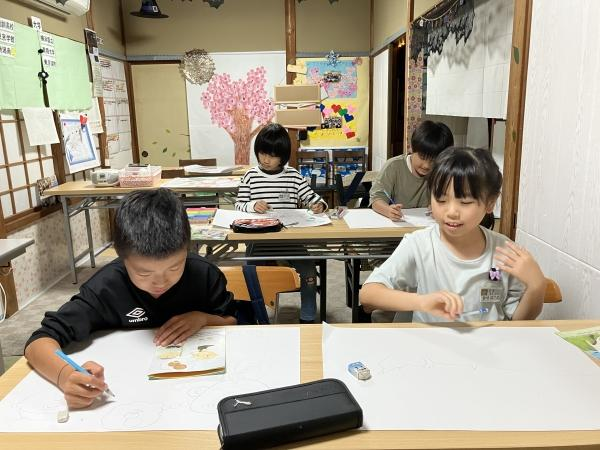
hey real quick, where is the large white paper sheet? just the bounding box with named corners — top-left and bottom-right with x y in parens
top-left (322, 324), bottom-right (600, 431)
top-left (0, 327), bottom-right (300, 432)
top-left (343, 208), bottom-right (435, 229)
top-left (212, 208), bottom-right (331, 229)
top-left (184, 165), bottom-right (242, 175)
top-left (22, 107), bottom-right (60, 146)
top-left (161, 176), bottom-right (240, 189)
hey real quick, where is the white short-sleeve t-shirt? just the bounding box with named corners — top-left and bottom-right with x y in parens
top-left (364, 225), bottom-right (524, 322)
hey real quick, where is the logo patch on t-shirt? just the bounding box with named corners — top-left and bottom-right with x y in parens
top-left (126, 307), bottom-right (148, 322)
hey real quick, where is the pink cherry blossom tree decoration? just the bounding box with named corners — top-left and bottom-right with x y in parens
top-left (201, 67), bottom-right (274, 165)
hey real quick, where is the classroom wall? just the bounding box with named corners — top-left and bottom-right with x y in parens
top-left (516, 0), bottom-right (600, 320)
top-left (121, 0), bottom-right (285, 55)
top-left (92, 0), bottom-right (125, 56)
top-left (0, 0), bottom-right (85, 40)
top-left (296, 0), bottom-right (370, 53)
top-left (372, 0), bottom-right (440, 51)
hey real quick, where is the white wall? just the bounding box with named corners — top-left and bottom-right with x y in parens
top-left (371, 49), bottom-right (390, 170)
top-left (516, 0), bottom-right (600, 319)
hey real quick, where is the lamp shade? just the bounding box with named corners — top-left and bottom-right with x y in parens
top-left (130, 0), bottom-right (169, 18)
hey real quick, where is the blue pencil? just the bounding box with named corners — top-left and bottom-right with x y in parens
top-left (55, 349), bottom-right (116, 398)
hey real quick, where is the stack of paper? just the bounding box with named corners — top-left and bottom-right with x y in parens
top-left (184, 165), bottom-right (242, 174)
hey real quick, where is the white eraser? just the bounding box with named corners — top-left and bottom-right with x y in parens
top-left (57, 409), bottom-right (69, 423)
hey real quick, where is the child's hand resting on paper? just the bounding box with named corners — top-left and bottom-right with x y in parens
top-left (386, 203), bottom-right (404, 221)
top-left (254, 200), bottom-right (270, 214)
top-left (154, 311), bottom-right (210, 346)
top-left (310, 202), bottom-right (325, 214)
top-left (59, 361), bottom-right (108, 409)
top-left (419, 291), bottom-right (464, 320)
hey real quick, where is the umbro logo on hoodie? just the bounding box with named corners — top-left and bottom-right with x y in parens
top-left (125, 307), bottom-right (148, 323)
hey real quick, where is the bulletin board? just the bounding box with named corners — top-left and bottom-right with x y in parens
top-left (0, 17), bottom-right (91, 111)
top-left (295, 56), bottom-right (369, 148)
top-left (0, 20), bottom-right (45, 109)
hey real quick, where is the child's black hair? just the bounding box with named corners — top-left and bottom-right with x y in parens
top-left (254, 123), bottom-right (291, 166)
top-left (411, 120), bottom-right (454, 160)
top-left (114, 188), bottom-right (190, 259)
top-left (428, 147), bottom-right (502, 205)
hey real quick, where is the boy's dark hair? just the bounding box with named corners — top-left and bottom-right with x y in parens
top-left (411, 120), bottom-right (454, 160)
top-left (114, 188), bottom-right (190, 259)
top-left (428, 147), bottom-right (502, 204)
top-left (254, 123), bottom-right (291, 166)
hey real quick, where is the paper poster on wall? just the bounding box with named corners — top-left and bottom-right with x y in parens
top-left (295, 57), bottom-right (369, 148)
top-left (22, 107), bottom-right (59, 146)
top-left (186, 51), bottom-right (286, 166)
top-left (59, 113), bottom-right (100, 173)
top-left (306, 60), bottom-right (357, 98)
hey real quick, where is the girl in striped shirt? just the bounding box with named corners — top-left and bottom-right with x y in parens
top-left (235, 123), bottom-right (327, 323)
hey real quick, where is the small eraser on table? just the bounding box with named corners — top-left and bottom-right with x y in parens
top-left (348, 361), bottom-right (371, 380)
top-left (57, 409), bottom-right (69, 423)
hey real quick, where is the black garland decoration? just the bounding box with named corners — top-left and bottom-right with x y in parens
top-left (410, 0), bottom-right (475, 62)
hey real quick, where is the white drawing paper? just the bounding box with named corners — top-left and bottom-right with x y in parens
top-left (0, 327), bottom-right (300, 432)
top-left (161, 177), bottom-right (240, 190)
top-left (22, 107), bottom-right (60, 146)
top-left (183, 165), bottom-right (242, 175)
top-left (343, 208), bottom-right (435, 229)
top-left (322, 323), bottom-right (600, 431)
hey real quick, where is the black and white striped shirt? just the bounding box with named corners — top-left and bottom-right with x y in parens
top-left (235, 166), bottom-right (324, 212)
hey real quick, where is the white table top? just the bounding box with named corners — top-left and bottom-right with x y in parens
top-left (0, 238), bottom-right (34, 266)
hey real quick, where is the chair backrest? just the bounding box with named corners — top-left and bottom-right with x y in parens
top-left (179, 158), bottom-right (217, 167)
top-left (220, 266), bottom-right (300, 308)
top-left (544, 277), bottom-right (562, 303)
top-left (162, 168), bottom-right (185, 179)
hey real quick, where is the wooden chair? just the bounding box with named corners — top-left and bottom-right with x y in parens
top-left (544, 277), bottom-right (562, 303)
top-left (179, 158), bottom-right (217, 167)
top-left (220, 266), bottom-right (301, 323)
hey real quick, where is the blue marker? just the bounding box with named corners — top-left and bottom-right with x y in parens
top-left (382, 190), bottom-right (395, 205)
top-left (459, 307), bottom-right (489, 319)
top-left (55, 349), bottom-right (115, 398)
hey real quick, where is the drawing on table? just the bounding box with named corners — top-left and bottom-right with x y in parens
top-left (101, 402), bottom-right (163, 430)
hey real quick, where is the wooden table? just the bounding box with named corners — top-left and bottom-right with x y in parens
top-left (201, 219), bottom-right (418, 322)
top-left (44, 178), bottom-right (240, 284)
top-left (1, 321), bottom-right (600, 449)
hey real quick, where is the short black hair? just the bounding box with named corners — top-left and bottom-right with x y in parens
top-left (114, 188), bottom-right (190, 259)
top-left (411, 120), bottom-right (454, 160)
top-left (254, 123), bottom-right (291, 166)
top-left (428, 147), bottom-right (502, 204)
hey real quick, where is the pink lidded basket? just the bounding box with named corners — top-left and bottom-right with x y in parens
top-left (118, 165), bottom-right (162, 187)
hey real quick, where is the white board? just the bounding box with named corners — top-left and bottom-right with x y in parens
top-left (186, 51), bottom-right (286, 166)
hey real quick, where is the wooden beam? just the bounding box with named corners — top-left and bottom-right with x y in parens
top-left (284, 0), bottom-right (296, 85)
top-left (403, 0), bottom-right (415, 154)
top-left (0, 202), bottom-right (19, 318)
top-left (499, 0), bottom-right (533, 239)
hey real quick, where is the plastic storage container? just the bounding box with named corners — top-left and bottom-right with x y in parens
top-left (118, 165), bottom-right (162, 187)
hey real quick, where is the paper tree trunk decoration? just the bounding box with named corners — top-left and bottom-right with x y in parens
top-left (201, 67), bottom-right (274, 165)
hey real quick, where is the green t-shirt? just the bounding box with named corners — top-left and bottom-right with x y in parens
top-left (369, 155), bottom-right (429, 208)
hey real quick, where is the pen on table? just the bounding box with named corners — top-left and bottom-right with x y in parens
top-left (55, 349), bottom-right (116, 398)
top-left (459, 307), bottom-right (489, 319)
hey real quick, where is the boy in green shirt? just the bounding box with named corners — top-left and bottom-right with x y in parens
top-left (370, 120), bottom-right (454, 221)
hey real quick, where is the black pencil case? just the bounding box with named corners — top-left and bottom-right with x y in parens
top-left (217, 378), bottom-right (363, 449)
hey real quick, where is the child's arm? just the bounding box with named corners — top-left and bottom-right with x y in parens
top-left (24, 337), bottom-right (108, 409)
top-left (360, 283), bottom-right (464, 320)
top-left (495, 241), bottom-right (546, 320)
top-left (372, 199), bottom-right (404, 221)
top-left (235, 173), bottom-right (258, 212)
top-left (297, 177), bottom-right (327, 212)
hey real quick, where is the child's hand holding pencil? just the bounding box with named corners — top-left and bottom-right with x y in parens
top-left (383, 190), bottom-right (403, 222)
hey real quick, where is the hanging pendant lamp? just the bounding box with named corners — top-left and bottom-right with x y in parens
top-left (131, 0), bottom-right (169, 18)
